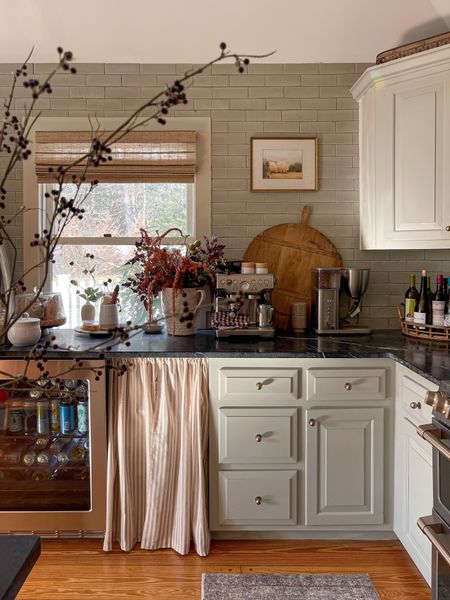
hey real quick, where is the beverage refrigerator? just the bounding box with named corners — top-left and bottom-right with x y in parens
top-left (0, 359), bottom-right (106, 537)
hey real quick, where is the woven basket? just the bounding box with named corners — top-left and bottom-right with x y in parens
top-left (397, 303), bottom-right (450, 343)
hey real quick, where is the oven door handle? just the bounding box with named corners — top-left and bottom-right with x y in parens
top-left (418, 515), bottom-right (450, 567)
top-left (416, 423), bottom-right (450, 461)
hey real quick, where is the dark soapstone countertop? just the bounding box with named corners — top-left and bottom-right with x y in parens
top-left (1, 328), bottom-right (450, 390)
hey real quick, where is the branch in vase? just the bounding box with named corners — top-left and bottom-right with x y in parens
top-left (0, 42), bottom-right (274, 385)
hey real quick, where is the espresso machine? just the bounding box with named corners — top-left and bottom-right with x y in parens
top-left (213, 273), bottom-right (276, 338)
top-left (312, 267), bottom-right (372, 335)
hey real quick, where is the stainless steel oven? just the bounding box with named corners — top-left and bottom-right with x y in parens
top-left (417, 391), bottom-right (450, 599)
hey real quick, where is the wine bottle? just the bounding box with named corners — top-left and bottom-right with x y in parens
top-left (404, 274), bottom-right (419, 322)
top-left (414, 270), bottom-right (430, 325)
top-left (432, 274), bottom-right (447, 326)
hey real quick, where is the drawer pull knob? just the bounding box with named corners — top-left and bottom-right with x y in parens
top-left (446, 226), bottom-right (450, 232)
top-left (344, 382), bottom-right (352, 391)
top-left (256, 382), bottom-right (263, 390)
top-left (255, 434), bottom-right (263, 443)
top-left (308, 418), bottom-right (316, 427)
top-left (255, 496), bottom-right (263, 505)
top-left (410, 401), bottom-right (422, 410)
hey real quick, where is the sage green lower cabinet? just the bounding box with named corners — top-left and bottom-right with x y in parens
top-left (208, 356), bottom-right (438, 585)
top-left (218, 470), bottom-right (297, 526)
top-left (305, 407), bottom-right (384, 525)
top-left (209, 358), bottom-right (394, 537)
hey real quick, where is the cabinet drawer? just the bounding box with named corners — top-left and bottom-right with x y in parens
top-left (401, 375), bottom-right (434, 425)
top-left (307, 367), bottom-right (387, 401)
top-left (218, 470), bottom-right (297, 526)
top-left (219, 368), bottom-right (300, 403)
top-left (218, 408), bottom-right (298, 464)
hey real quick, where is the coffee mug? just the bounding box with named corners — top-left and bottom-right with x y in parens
top-left (291, 302), bottom-right (307, 316)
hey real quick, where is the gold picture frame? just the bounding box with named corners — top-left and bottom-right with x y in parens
top-left (250, 136), bottom-right (318, 192)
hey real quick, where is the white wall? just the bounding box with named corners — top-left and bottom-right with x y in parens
top-left (0, 0), bottom-right (448, 63)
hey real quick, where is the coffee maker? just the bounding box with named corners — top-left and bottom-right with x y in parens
top-left (213, 273), bottom-right (276, 338)
top-left (312, 267), bottom-right (372, 335)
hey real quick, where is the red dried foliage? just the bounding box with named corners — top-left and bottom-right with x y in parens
top-left (123, 228), bottom-right (225, 309)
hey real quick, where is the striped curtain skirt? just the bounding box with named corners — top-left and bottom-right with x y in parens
top-left (103, 357), bottom-right (210, 556)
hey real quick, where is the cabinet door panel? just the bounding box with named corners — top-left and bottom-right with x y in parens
top-left (394, 413), bottom-right (432, 585)
top-left (406, 431), bottom-right (432, 568)
top-left (306, 407), bottom-right (384, 525)
top-left (374, 72), bottom-right (450, 247)
top-left (394, 84), bottom-right (444, 233)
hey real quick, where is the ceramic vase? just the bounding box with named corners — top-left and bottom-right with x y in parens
top-left (161, 287), bottom-right (206, 336)
top-left (80, 300), bottom-right (95, 322)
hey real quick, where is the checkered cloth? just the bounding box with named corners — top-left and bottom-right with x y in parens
top-left (211, 311), bottom-right (249, 330)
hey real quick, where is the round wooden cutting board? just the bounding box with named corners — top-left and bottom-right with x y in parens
top-left (243, 206), bottom-right (343, 329)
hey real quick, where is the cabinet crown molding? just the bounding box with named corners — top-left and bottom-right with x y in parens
top-left (351, 43), bottom-right (450, 100)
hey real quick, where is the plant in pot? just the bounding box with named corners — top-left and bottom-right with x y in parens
top-left (70, 255), bottom-right (104, 322)
top-left (124, 228), bottom-right (225, 336)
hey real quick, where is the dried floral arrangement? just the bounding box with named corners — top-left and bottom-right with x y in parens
top-left (124, 228), bottom-right (225, 311)
top-left (0, 42), bottom-right (272, 383)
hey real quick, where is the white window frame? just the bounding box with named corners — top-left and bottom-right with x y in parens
top-left (23, 116), bottom-right (211, 291)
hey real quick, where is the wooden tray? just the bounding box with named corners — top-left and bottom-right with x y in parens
top-left (243, 206), bottom-right (343, 329)
top-left (397, 304), bottom-right (450, 343)
top-left (376, 31), bottom-right (450, 64)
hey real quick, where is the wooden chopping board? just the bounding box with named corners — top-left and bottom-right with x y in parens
top-left (243, 206), bottom-right (343, 329)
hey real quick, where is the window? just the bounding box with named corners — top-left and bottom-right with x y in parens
top-left (49, 182), bottom-right (193, 327)
top-left (24, 118), bottom-right (211, 327)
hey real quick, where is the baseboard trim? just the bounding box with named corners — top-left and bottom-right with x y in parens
top-left (211, 530), bottom-right (398, 541)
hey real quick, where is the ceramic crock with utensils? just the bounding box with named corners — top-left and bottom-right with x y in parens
top-left (99, 285), bottom-right (120, 329)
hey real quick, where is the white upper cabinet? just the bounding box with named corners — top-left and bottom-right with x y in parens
top-left (351, 45), bottom-right (450, 249)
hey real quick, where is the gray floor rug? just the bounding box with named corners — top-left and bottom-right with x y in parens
top-left (202, 573), bottom-right (380, 600)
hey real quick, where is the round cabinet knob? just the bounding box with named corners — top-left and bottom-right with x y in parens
top-left (344, 382), bottom-right (352, 391)
top-left (255, 434), bottom-right (263, 443)
top-left (410, 401), bottom-right (422, 410)
top-left (308, 418), bottom-right (316, 427)
top-left (446, 226), bottom-right (450, 232)
top-left (256, 382), bottom-right (263, 390)
top-left (254, 496), bottom-right (263, 505)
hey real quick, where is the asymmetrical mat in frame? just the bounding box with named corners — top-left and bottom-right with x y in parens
top-left (250, 137), bottom-right (318, 192)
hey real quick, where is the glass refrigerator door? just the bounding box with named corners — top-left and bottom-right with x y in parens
top-left (0, 379), bottom-right (91, 511)
top-left (0, 360), bottom-right (106, 534)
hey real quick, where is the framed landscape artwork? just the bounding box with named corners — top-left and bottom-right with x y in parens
top-left (250, 137), bottom-right (318, 192)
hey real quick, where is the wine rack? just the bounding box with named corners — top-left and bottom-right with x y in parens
top-left (398, 304), bottom-right (450, 343)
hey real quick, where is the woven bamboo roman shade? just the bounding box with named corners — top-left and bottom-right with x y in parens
top-left (34, 130), bottom-right (197, 183)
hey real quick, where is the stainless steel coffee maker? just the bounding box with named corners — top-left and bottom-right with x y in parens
top-left (312, 267), bottom-right (372, 334)
top-left (213, 273), bottom-right (275, 338)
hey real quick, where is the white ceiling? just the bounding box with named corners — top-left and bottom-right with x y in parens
top-left (1, 0), bottom-right (449, 64)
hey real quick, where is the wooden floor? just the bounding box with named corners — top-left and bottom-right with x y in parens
top-left (17, 539), bottom-right (431, 599)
